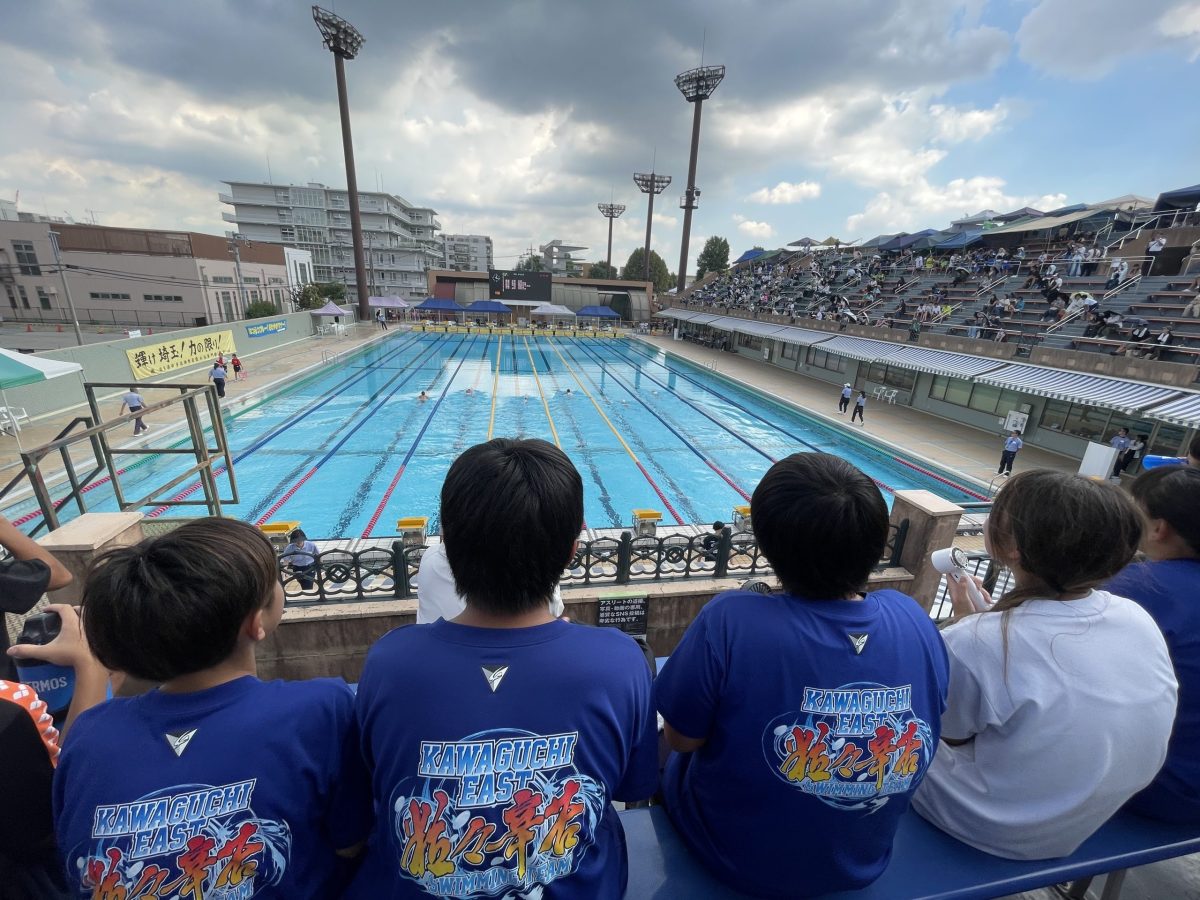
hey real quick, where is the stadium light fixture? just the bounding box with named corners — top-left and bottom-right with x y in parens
top-left (674, 64), bottom-right (725, 293)
top-left (597, 203), bottom-right (626, 275)
top-left (633, 173), bottom-right (672, 283)
top-left (312, 5), bottom-right (371, 322)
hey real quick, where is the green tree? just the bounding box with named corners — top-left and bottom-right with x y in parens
top-left (588, 260), bottom-right (617, 279)
top-left (517, 254), bottom-right (544, 271)
top-left (244, 299), bottom-right (279, 319)
top-left (620, 248), bottom-right (673, 293)
top-left (293, 281), bottom-right (346, 310)
top-left (695, 236), bottom-right (730, 279)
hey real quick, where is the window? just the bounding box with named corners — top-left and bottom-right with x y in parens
top-left (280, 226), bottom-right (296, 242)
top-left (243, 276), bottom-right (260, 284)
top-left (1148, 424), bottom-right (1187, 458)
top-left (806, 348), bottom-right (846, 373)
top-left (781, 341), bottom-right (799, 360)
top-left (17, 285), bottom-right (30, 308)
top-left (36, 287), bottom-right (53, 311)
top-left (866, 363), bottom-right (916, 392)
top-left (13, 241), bottom-right (40, 275)
top-left (143, 294), bottom-right (184, 303)
top-left (88, 292), bottom-right (131, 301)
top-left (5, 284), bottom-right (16, 308)
top-left (210, 276), bottom-right (235, 284)
top-left (1038, 399), bottom-right (1111, 440)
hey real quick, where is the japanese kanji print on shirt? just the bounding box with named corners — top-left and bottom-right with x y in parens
top-left (64, 779), bottom-right (292, 899)
top-left (389, 729), bottom-right (604, 897)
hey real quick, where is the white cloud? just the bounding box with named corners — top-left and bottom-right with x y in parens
top-left (733, 214), bottom-right (775, 240)
top-left (846, 176), bottom-right (1068, 234)
top-left (748, 180), bottom-right (821, 204)
top-left (1016, 0), bottom-right (1200, 78)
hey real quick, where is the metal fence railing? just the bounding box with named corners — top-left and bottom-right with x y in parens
top-left (278, 520), bottom-right (910, 607)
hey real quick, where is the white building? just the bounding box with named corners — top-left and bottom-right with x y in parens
top-left (0, 200), bottom-right (18, 222)
top-left (220, 181), bottom-right (442, 302)
top-left (442, 234), bottom-right (493, 272)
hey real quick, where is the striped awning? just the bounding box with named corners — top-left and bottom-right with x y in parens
top-left (655, 308), bottom-right (701, 321)
top-left (772, 326), bottom-right (836, 346)
top-left (731, 320), bottom-right (790, 337)
top-left (1143, 393), bottom-right (1200, 428)
top-left (689, 313), bottom-right (723, 325)
top-left (976, 365), bottom-right (1180, 413)
top-left (813, 335), bottom-right (892, 362)
top-left (884, 346), bottom-right (1009, 379)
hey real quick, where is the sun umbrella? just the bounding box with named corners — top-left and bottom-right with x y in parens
top-left (819, 236), bottom-right (842, 246)
top-left (0, 348), bottom-right (84, 450)
top-left (309, 301), bottom-right (352, 317)
top-left (787, 237), bottom-right (819, 248)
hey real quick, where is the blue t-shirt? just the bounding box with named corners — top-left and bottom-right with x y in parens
top-left (657, 589), bottom-right (949, 898)
top-left (347, 619), bottom-right (657, 899)
top-left (1004, 436), bottom-right (1023, 452)
top-left (54, 676), bottom-right (370, 898)
top-left (1108, 559), bottom-right (1200, 823)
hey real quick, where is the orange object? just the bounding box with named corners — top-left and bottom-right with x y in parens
top-left (25, 324), bottom-right (32, 332)
top-left (55, 323), bottom-right (62, 332)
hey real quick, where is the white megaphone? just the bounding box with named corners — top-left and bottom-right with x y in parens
top-left (931, 547), bottom-right (991, 613)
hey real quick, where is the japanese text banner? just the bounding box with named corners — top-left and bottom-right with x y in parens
top-left (126, 331), bottom-right (237, 380)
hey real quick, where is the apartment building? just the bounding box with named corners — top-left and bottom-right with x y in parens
top-left (220, 181), bottom-right (442, 302)
top-left (442, 233), bottom-right (494, 272)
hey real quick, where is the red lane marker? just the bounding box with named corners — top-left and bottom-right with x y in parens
top-left (890, 456), bottom-right (989, 502)
top-left (705, 459), bottom-right (752, 502)
top-left (361, 464), bottom-right (406, 539)
top-left (11, 467), bottom-right (128, 527)
top-left (254, 467), bottom-right (319, 525)
top-left (145, 465), bottom-right (227, 518)
top-left (634, 460), bottom-right (684, 525)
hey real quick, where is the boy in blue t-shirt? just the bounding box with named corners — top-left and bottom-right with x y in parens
top-left (53, 519), bottom-right (370, 897)
top-left (657, 453), bottom-right (949, 898)
top-left (348, 438), bottom-right (657, 899)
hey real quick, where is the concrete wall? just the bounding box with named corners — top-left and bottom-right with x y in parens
top-left (5, 309), bottom-right (317, 419)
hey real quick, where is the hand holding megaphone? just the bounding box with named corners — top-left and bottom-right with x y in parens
top-left (932, 547), bottom-right (992, 614)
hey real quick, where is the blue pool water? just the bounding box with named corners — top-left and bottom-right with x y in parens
top-left (8, 334), bottom-right (986, 537)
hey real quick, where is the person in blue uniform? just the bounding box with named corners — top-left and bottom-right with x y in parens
top-left (998, 429), bottom-right (1023, 476)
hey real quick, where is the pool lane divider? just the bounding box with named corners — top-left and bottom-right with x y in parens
top-left (545, 339), bottom-right (685, 525)
top-left (612, 339), bottom-right (903, 497)
top-left (148, 334), bottom-right (458, 520)
top-left (487, 335), bottom-right (503, 440)
top-left (361, 336), bottom-right (484, 537)
top-left (522, 338), bottom-right (562, 449)
top-left (573, 339), bottom-right (758, 501)
top-left (259, 334), bottom-right (477, 527)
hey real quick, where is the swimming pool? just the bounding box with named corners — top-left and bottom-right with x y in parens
top-left (7, 333), bottom-right (987, 537)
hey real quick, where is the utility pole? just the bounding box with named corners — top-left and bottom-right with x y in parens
top-left (597, 203), bottom-right (626, 275)
top-left (313, 6), bottom-right (371, 323)
top-left (674, 64), bottom-right (725, 293)
top-left (47, 231), bottom-right (84, 346)
top-left (633, 172), bottom-right (672, 283)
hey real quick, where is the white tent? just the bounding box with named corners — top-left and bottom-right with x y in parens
top-left (530, 303), bottom-right (576, 319)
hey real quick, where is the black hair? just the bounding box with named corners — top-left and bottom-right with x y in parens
top-left (1130, 466), bottom-right (1200, 556)
top-left (711, 521), bottom-right (725, 531)
top-left (441, 438), bottom-right (583, 615)
top-left (986, 470), bottom-right (1141, 614)
top-left (82, 518), bottom-right (279, 682)
top-left (1189, 434), bottom-right (1200, 463)
top-left (289, 528), bottom-right (307, 542)
top-left (750, 453), bottom-right (888, 599)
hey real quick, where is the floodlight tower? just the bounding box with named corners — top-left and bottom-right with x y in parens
top-left (633, 173), bottom-right (671, 282)
top-left (674, 64), bottom-right (725, 293)
top-left (597, 203), bottom-right (625, 275)
top-left (312, 5), bottom-right (371, 322)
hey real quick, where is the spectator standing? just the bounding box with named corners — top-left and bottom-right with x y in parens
top-left (230, 353), bottom-right (245, 380)
top-left (1111, 427), bottom-right (1133, 455)
top-left (118, 386), bottom-right (148, 435)
top-left (375, 309), bottom-right (388, 330)
top-left (1106, 467), bottom-right (1200, 823)
top-left (912, 472), bottom-right (1177, 859)
top-left (208, 361), bottom-right (227, 398)
top-left (1114, 434), bottom-right (1147, 477)
top-left (1145, 236), bottom-right (1167, 276)
top-left (838, 382), bottom-right (853, 414)
top-left (997, 430), bottom-right (1023, 476)
top-left (280, 527), bottom-right (319, 591)
top-left (656, 454), bottom-right (948, 897)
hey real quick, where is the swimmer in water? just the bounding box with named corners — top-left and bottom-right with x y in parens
top-left (418, 391), bottom-right (428, 402)
top-left (564, 388), bottom-right (573, 395)
top-left (465, 388), bottom-right (473, 395)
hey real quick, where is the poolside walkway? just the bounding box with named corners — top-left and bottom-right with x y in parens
top-left (636, 336), bottom-right (1078, 490)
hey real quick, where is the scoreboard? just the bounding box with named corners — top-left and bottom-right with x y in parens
top-left (489, 269), bottom-right (551, 303)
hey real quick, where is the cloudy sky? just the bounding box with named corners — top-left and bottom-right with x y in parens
top-left (2, 0), bottom-right (1198, 273)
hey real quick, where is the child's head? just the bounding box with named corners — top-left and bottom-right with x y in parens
top-left (1129, 466), bottom-right (1200, 559)
top-left (711, 521), bottom-right (725, 532)
top-left (1189, 434), bottom-right (1200, 468)
top-left (289, 528), bottom-right (306, 545)
top-left (82, 518), bottom-right (281, 682)
top-left (986, 471), bottom-right (1141, 607)
top-left (750, 453), bottom-right (887, 599)
top-left (441, 438), bottom-right (583, 616)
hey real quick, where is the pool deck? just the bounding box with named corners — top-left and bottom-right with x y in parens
top-left (635, 336), bottom-right (1078, 490)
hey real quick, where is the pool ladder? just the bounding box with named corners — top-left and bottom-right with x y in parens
top-left (322, 350), bottom-right (342, 366)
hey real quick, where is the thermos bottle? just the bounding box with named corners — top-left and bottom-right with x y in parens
top-left (14, 610), bottom-right (75, 721)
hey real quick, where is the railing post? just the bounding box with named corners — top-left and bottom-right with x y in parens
top-left (714, 525), bottom-right (732, 578)
top-left (393, 540), bottom-right (410, 598)
top-left (616, 530), bottom-right (633, 585)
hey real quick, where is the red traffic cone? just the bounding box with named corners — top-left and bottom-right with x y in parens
top-left (56, 324), bottom-right (63, 333)
top-left (147, 327), bottom-right (153, 335)
top-left (26, 324), bottom-right (32, 332)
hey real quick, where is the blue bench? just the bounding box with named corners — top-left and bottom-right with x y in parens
top-left (619, 806), bottom-right (1200, 899)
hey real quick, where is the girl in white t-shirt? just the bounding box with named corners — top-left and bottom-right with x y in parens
top-left (912, 470), bottom-right (1177, 860)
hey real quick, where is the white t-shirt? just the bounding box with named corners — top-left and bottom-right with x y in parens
top-left (415, 542), bottom-right (564, 624)
top-left (912, 590), bottom-right (1176, 860)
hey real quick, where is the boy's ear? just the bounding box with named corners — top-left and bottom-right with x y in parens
top-left (244, 608), bottom-right (268, 643)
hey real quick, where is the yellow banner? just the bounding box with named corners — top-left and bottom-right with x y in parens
top-left (126, 331), bottom-right (237, 380)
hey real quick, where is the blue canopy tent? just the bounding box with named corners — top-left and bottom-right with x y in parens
top-left (935, 229), bottom-right (984, 250)
top-left (464, 299), bottom-right (512, 321)
top-left (733, 248), bottom-right (766, 266)
top-left (1154, 183), bottom-right (1200, 212)
top-left (416, 297), bottom-right (466, 321)
top-left (577, 305), bottom-right (621, 319)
